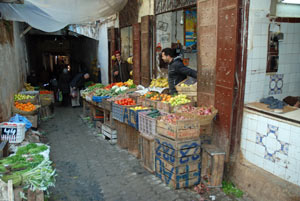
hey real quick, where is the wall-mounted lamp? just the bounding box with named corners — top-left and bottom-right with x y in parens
top-left (180, 12), bottom-right (184, 25)
top-left (281, 0), bottom-right (300, 4)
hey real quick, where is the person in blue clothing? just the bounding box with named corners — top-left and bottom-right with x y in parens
top-left (161, 48), bottom-right (197, 94)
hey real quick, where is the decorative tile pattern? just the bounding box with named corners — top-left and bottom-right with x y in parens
top-left (256, 124), bottom-right (289, 162)
top-left (269, 74), bottom-right (284, 95)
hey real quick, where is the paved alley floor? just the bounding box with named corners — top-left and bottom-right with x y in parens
top-left (41, 106), bottom-right (254, 201)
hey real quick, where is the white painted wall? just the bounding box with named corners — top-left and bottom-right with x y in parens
top-left (97, 23), bottom-right (109, 85)
top-left (244, 0), bottom-right (300, 103)
top-left (277, 3), bottom-right (300, 18)
top-left (138, 0), bottom-right (154, 22)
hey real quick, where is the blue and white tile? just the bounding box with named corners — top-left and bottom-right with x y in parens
top-left (248, 118), bottom-right (258, 132)
top-left (290, 125), bottom-right (300, 137)
top-left (288, 145), bottom-right (300, 160)
top-left (254, 154), bottom-right (264, 169)
top-left (255, 143), bottom-right (267, 156)
top-left (277, 128), bottom-right (291, 143)
top-left (257, 121), bottom-right (268, 134)
top-left (263, 159), bottom-right (275, 174)
top-left (247, 130), bottom-right (257, 143)
top-left (275, 152), bottom-right (289, 167)
top-left (285, 169), bottom-right (298, 185)
top-left (274, 164), bottom-right (287, 180)
top-left (246, 140), bottom-right (257, 154)
top-left (285, 157), bottom-right (299, 173)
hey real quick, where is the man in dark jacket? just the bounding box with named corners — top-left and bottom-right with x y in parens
top-left (161, 48), bottom-right (197, 94)
top-left (113, 51), bottom-right (131, 82)
top-left (59, 68), bottom-right (71, 106)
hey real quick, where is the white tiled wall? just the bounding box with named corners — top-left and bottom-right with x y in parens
top-left (241, 110), bottom-right (300, 186)
top-left (244, 0), bottom-right (300, 104)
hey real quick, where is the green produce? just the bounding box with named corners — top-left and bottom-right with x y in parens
top-left (0, 143), bottom-right (56, 191)
top-left (168, 94), bottom-right (191, 106)
top-left (14, 94), bottom-right (35, 101)
top-left (147, 109), bottom-right (162, 118)
top-left (87, 83), bottom-right (105, 91)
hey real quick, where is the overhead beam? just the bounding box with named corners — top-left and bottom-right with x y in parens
top-left (0, 0), bottom-right (24, 4)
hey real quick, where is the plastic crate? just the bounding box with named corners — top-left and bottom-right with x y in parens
top-left (128, 109), bottom-right (150, 130)
top-left (112, 103), bottom-right (131, 123)
top-left (92, 96), bottom-right (111, 103)
top-left (0, 122), bottom-right (26, 143)
top-left (138, 111), bottom-right (158, 136)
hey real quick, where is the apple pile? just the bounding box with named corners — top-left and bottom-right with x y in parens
top-left (176, 105), bottom-right (213, 116)
top-left (160, 114), bottom-right (190, 125)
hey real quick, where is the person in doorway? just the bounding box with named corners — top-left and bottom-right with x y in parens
top-left (113, 50), bottom-right (131, 82)
top-left (69, 73), bottom-right (90, 107)
top-left (161, 48), bottom-right (197, 94)
top-left (59, 68), bottom-right (71, 106)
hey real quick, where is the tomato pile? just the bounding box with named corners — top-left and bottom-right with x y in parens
top-left (39, 90), bottom-right (53, 95)
top-left (114, 98), bottom-right (136, 106)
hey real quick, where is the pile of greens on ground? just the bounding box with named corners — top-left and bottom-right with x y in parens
top-left (0, 143), bottom-right (56, 191)
top-left (222, 181), bottom-right (244, 198)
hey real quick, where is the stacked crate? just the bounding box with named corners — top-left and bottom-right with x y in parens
top-left (155, 135), bottom-right (201, 189)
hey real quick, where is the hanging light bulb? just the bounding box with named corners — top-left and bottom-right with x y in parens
top-left (180, 13), bottom-right (184, 25)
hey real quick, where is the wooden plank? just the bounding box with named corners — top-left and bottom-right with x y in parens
top-left (35, 190), bottom-right (44, 201)
top-left (127, 126), bottom-right (140, 159)
top-left (13, 187), bottom-right (23, 201)
top-left (7, 180), bottom-right (13, 201)
top-left (27, 189), bottom-right (35, 201)
top-left (116, 122), bottom-right (128, 149)
top-left (140, 133), bottom-right (155, 173)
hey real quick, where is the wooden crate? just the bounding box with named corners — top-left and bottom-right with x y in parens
top-left (140, 133), bottom-right (155, 173)
top-left (127, 125), bottom-right (140, 159)
top-left (102, 123), bottom-right (117, 145)
top-left (157, 101), bottom-right (195, 113)
top-left (24, 114), bottom-right (39, 129)
top-left (155, 134), bottom-right (201, 166)
top-left (39, 104), bottom-right (54, 119)
top-left (116, 121), bottom-right (128, 149)
top-left (143, 99), bottom-right (158, 108)
top-left (155, 156), bottom-right (201, 189)
top-left (201, 144), bottom-right (225, 187)
top-left (156, 117), bottom-right (200, 141)
top-left (102, 99), bottom-right (112, 111)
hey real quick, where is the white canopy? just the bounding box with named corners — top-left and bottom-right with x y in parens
top-left (0, 0), bottom-right (127, 32)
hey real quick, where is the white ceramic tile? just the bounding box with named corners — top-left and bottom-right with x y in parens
top-left (285, 169), bottom-right (298, 185)
top-left (247, 130), bottom-right (257, 143)
top-left (254, 154), bottom-right (264, 169)
top-left (287, 24), bottom-right (295, 35)
top-left (253, 23), bottom-right (262, 34)
top-left (291, 125), bottom-right (300, 135)
top-left (274, 163), bottom-right (287, 180)
top-left (280, 23), bottom-right (288, 33)
top-left (255, 143), bottom-right (266, 156)
top-left (242, 128), bottom-right (248, 140)
top-left (246, 140), bottom-right (257, 154)
top-left (245, 150), bottom-right (256, 163)
top-left (257, 121), bottom-right (268, 134)
top-left (267, 119), bottom-right (279, 127)
top-left (248, 117), bottom-right (258, 132)
top-left (275, 152), bottom-right (288, 168)
top-left (277, 128), bottom-right (291, 143)
top-left (263, 159), bottom-right (275, 174)
top-left (288, 145), bottom-right (300, 160)
top-left (286, 157), bottom-right (298, 172)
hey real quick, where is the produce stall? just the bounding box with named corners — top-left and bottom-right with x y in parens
top-left (80, 77), bottom-right (223, 189)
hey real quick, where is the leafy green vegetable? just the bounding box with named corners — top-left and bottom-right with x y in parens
top-left (16, 143), bottom-right (38, 155)
top-left (222, 181), bottom-right (244, 198)
top-left (28, 145), bottom-right (48, 154)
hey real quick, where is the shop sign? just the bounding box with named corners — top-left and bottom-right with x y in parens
top-left (155, 0), bottom-right (196, 15)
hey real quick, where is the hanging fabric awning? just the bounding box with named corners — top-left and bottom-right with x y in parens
top-left (0, 0), bottom-right (127, 32)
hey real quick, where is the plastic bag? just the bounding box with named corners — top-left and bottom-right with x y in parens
top-left (9, 114), bottom-right (32, 131)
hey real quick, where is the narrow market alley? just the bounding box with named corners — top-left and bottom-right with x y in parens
top-left (41, 106), bottom-right (253, 201)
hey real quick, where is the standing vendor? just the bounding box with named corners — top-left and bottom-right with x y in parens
top-left (70, 73), bottom-right (90, 107)
top-left (113, 50), bottom-right (131, 82)
top-left (161, 48), bottom-right (197, 94)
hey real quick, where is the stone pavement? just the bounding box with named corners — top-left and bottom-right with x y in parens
top-left (42, 106), bottom-right (254, 201)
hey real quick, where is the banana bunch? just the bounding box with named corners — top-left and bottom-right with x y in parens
top-left (150, 77), bottom-right (169, 88)
top-left (125, 79), bottom-right (134, 86)
top-left (24, 83), bottom-right (34, 91)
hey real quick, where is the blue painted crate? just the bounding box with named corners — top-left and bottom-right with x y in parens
top-left (92, 96), bottom-right (111, 103)
top-left (112, 103), bottom-right (130, 123)
top-left (127, 109), bottom-right (150, 130)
